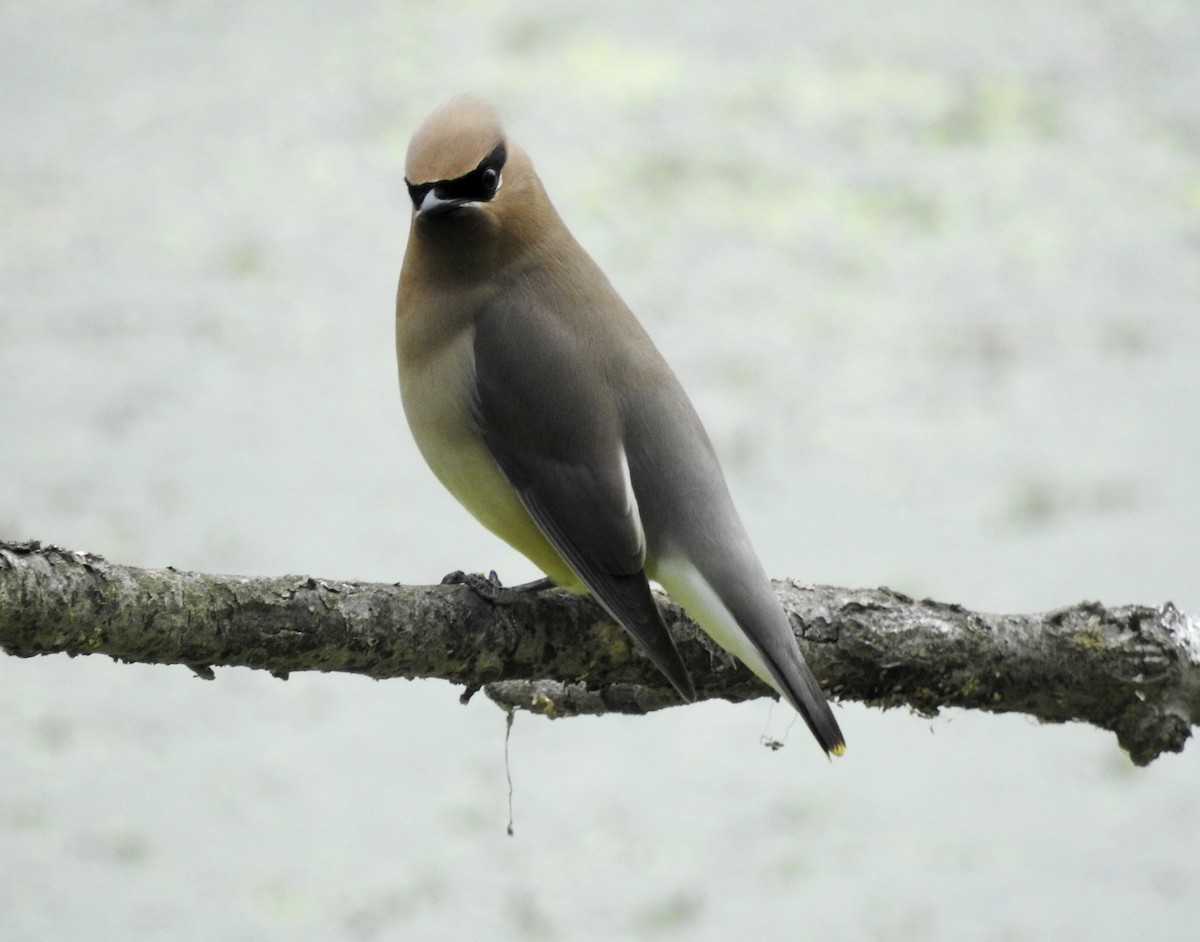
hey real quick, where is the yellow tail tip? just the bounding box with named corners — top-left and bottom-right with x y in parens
top-left (829, 742), bottom-right (846, 758)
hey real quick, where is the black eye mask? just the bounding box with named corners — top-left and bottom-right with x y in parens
top-left (406, 141), bottom-right (507, 210)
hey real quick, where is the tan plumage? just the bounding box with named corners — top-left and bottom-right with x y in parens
top-left (396, 94), bottom-right (844, 756)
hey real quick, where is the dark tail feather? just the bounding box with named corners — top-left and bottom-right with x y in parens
top-left (766, 646), bottom-right (845, 757)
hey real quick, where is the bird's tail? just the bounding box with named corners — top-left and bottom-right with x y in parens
top-left (764, 644), bottom-right (845, 757)
top-left (652, 554), bottom-right (844, 757)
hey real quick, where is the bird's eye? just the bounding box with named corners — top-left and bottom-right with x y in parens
top-left (481, 167), bottom-right (500, 192)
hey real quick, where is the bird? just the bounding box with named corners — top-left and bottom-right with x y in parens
top-left (395, 94), bottom-right (844, 756)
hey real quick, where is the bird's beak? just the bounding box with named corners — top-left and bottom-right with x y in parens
top-left (416, 187), bottom-right (469, 219)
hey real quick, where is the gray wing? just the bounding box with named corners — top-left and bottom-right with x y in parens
top-left (472, 295), bottom-right (696, 701)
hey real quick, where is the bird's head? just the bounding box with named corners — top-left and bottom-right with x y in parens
top-left (404, 94), bottom-right (515, 226)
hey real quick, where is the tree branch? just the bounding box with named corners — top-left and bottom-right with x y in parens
top-left (2, 540), bottom-right (1197, 765)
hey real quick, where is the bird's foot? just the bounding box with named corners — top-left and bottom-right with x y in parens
top-left (441, 570), bottom-right (554, 604)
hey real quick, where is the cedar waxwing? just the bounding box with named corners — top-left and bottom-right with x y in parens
top-left (395, 95), bottom-right (844, 756)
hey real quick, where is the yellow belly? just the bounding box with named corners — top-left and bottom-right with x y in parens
top-left (398, 325), bottom-right (582, 591)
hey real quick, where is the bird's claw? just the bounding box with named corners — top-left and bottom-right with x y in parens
top-left (441, 570), bottom-right (553, 604)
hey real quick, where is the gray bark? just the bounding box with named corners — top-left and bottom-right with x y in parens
top-left (2, 540), bottom-right (1197, 765)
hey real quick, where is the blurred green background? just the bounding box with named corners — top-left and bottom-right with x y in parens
top-left (2, 2), bottom-right (1198, 939)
